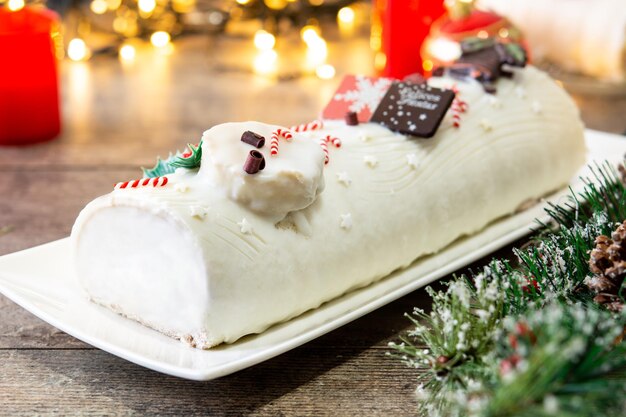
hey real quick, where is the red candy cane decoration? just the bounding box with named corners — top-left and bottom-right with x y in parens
top-left (290, 119), bottom-right (323, 132)
top-left (115, 176), bottom-right (169, 190)
top-left (318, 139), bottom-right (329, 165)
top-left (324, 135), bottom-right (341, 148)
top-left (317, 135), bottom-right (342, 165)
top-left (270, 128), bottom-right (293, 156)
top-left (449, 85), bottom-right (468, 128)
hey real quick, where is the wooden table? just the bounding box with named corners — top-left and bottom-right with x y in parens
top-left (1, 35), bottom-right (625, 416)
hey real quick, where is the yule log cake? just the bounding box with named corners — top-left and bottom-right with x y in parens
top-left (72, 63), bottom-right (585, 349)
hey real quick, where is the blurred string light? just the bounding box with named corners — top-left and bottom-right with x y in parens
top-left (7, 0), bottom-right (25, 11)
top-left (263, 0), bottom-right (288, 10)
top-left (150, 31), bottom-right (171, 48)
top-left (254, 30), bottom-right (276, 51)
top-left (300, 25), bottom-right (321, 44)
top-left (89, 0), bottom-right (107, 15)
top-left (11, 0), bottom-right (361, 80)
top-left (301, 25), bottom-right (329, 76)
top-left (337, 6), bottom-right (354, 24)
top-left (119, 43), bottom-right (136, 62)
top-left (67, 38), bottom-right (89, 61)
top-left (315, 63), bottom-right (335, 79)
top-left (253, 49), bottom-right (278, 75)
top-left (106, 0), bottom-right (122, 10)
top-left (138, 0), bottom-right (156, 14)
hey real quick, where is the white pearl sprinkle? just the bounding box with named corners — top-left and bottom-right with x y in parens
top-left (174, 183), bottom-right (189, 193)
top-left (340, 213), bottom-right (352, 230)
top-left (531, 100), bottom-right (543, 114)
top-left (336, 172), bottom-right (352, 187)
top-left (479, 119), bottom-right (493, 132)
top-left (406, 153), bottom-right (419, 170)
top-left (237, 218), bottom-right (253, 234)
top-left (189, 205), bottom-right (209, 219)
top-left (488, 95), bottom-right (502, 108)
top-left (364, 155), bottom-right (378, 168)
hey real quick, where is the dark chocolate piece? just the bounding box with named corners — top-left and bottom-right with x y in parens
top-left (345, 111), bottom-right (359, 126)
top-left (370, 81), bottom-right (455, 138)
top-left (438, 39), bottom-right (528, 93)
top-left (495, 42), bottom-right (527, 68)
top-left (243, 150), bottom-right (265, 174)
top-left (241, 131), bottom-right (265, 148)
top-left (458, 47), bottom-right (502, 81)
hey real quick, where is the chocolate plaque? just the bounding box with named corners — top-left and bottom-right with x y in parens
top-left (370, 82), bottom-right (455, 138)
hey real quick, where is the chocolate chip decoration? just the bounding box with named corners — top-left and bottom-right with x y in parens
top-left (345, 111), bottom-right (359, 126)
top-left (243, 150), bottom-right (265, 174)
top-left (370, 81), bottom-right (455, 138)
top-left (241, 131), bottom-right (265, 148)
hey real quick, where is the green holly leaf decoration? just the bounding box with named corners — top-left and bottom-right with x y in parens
top-left (142, 140), bottom-right (203, 178)
top-left (142, 154), bottom-right (178, 178)
top-left (504, 43), bottom-right (527, 66)
top-left (171, 141), bottom-right (203, 170)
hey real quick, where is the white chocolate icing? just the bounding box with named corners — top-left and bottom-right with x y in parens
top-left (72, 66), bottom-right (586, 349)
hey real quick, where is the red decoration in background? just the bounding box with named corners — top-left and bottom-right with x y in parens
top-left (420, 6), bottom-right (527, 77)
top-left (372, 0), bottom-right (446, 79)
top-left (321, 75), bottom-right (393, 123)
top-left (0, 7), bottom-right (61, 145)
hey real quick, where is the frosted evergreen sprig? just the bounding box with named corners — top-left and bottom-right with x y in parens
top-left (388, 262), bottom-right (510, 415)
top-left (483, 303), bottom-right (626, 417)
top-left (142, 140), bottom-right (203, 178)
top-left (391, 160), bottom-right (626, 416)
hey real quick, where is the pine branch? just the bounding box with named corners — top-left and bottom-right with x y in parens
top-left (483, 303), bottom-right (626, 417)
top-left (391, 160), bottom-right (626, 416)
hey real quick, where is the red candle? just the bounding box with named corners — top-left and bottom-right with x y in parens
top-left (0, 7), bottom-right (61, 146)
top-left (372, 0), bottom-right (446, 79)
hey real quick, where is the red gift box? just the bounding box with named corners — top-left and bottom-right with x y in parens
top-left (0, 7), bottom-right (61, 145)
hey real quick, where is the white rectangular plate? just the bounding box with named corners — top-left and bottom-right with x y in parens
top-left (0, 130), bottom-right (623, 381)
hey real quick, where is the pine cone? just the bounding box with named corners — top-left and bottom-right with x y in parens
top-left (589, 243), bottom-right (612, 274)
top-left (587, 221), bottom-right (626, 312)
top-left (585, 275), bottom-right (618, 293)
top-left (612, 222), bottom-right (626, 243)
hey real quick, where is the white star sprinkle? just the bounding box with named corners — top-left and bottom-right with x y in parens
top-left (419, 113), bottom-right (427, 121)
top-left (237, 218), bottom-right (253, 234)
top-left (515, 86), bottom-right (526, 98)
top-left (406, 153), bottom-right (419, 170)
top-left (364, 155), bottom-right (378, 168)
top-left (189, 205), bottom-right (209, 219)
top-left (174, 183), bottom-right (189, 193)
top-left (531, 100), bottom-right (543, 114)
top-left (359, 133), bottom-right (370, 142)
top-left (479, 119), bottom-right (493, 132)
top-left (336, 172), bottom-right (352, 187)
top-left (488, 96), bottom-right (502, 108)
top-left (340, 213), bottom-right (352, 230)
